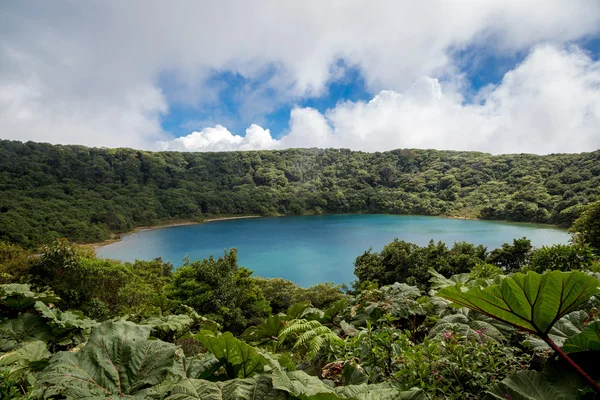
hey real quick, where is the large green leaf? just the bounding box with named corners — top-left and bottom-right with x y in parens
top-left (0, 313), bottom-right (52, 351)
top-left (438, 271), bottom-right (600, 335)
top-left (319, 299), bottom-right (349, 326)
top-left (286, 301), bottom-right (313, 319)
top-left (383, 283), bottom-right (424, 319)
top-left (34, 321), bottom-right (177, 399)
top-left (271, 369), bottom-right (339, 400)
top-left (562, 320), bottom-right (600, 354)
top-left (272, 369), bottom-right (424, 400)
top-left (428, 309), bottom-right (509, 341)
top-left (242, 314), bottom-right (288, 344)
top-left (335, 384), bottom-right (425, 400)
top-left (524, 310), bottom-right (588, 351)
top-left (196, 331), bottom-right (267, 378)
top-left (178, 353), bottom-right (223, 380)
top-left (0, 284), bottom-right (60, 313)
top-left (181, 305), bottom-right (221, 332)
top-left (0, 340), bottom-right (51, 384)
top-left (142, 314), bottom-right (194, 340)
top-left (34, 301), bottom-right (95, 346)
top-left (486, 370), bottom-right (578, 400)
top-left (167, 375), bottom-right (289, 400)
top-left (541, 358), bottom-right (593, 397)
top-left (428, 269), bottom-right (472, 292)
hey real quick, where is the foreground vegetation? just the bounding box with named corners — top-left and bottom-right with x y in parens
top-left (0, 202), bottom-right (599, 399)
top-left (1, 140), bottom-right (600, 246)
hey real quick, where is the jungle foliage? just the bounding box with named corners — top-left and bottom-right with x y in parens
top-left (1, 224), bottom-right (600, 399)
top-left (1, 139), bottom-right (600, 246)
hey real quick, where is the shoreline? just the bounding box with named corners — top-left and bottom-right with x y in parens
top-left (87, 215), bottom-right (262, 249)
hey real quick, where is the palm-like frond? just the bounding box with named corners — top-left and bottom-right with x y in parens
top-left (279, 319), bottom-right (342, 358)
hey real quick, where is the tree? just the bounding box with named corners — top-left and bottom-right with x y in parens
top-left (486, 237), bottom-right (533, 273)
top-left (167, 249), bottom-right (271, 334)
top-left (570, 201), bottom-right (600, 254)
top-left (30, 239), bottom-right (172, 319)
top-left (530, 244), bottom-right (595, 273)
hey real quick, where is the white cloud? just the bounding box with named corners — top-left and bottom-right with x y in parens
top-left (1, 1), bottom-right (600, 150)
top-left (158, 124), bottom-right (279, 152)
top-left (161, 45), bottom-right (600, 154)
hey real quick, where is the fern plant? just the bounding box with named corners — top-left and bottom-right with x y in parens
top-left (279, 319), bottom-right (343, 359)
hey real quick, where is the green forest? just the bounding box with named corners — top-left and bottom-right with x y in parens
top-left (1, 139), bottom-right (599, 246)
top-left (0, 200), bottom-right (599, 399)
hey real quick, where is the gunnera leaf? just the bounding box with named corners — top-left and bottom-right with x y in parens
top-left (0, 313), bottom-right (52, 351)
top-left (438, 271), bottom-right (600, 335)
top-left (486, 370), bottom-right (579, 400)
top-left (562, 320), bottom-right (600, 354)
top-left (524, 310), bottom-right (588, 351)
top-left (196, 331), bottom-right (268, 378)
top-left (167, 375), bottom-right (289, 400)
top-left (34, 321), bottom-right (178, 399)
top-left (272, 369), bottom-right (424, 400)
top-left (0, 284), bottom-right (60, 314)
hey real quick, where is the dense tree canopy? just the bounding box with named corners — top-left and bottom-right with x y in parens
top-left (1, 139), bottom-right (599, 246)
top-left (570, 201), bottom-right (600, 253)
top-left (166, 249), bottom-right (271, 334)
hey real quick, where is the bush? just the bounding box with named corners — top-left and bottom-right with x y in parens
top-left (530, 243), bottom-right (595, 273)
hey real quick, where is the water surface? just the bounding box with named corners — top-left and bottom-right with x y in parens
top-left (97, 214), bottom-right (569, 287)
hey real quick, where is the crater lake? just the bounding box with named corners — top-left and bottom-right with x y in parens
top-left (97, 214), bottom-right (569, 287)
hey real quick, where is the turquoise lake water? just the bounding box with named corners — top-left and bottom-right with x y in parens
top-left (97, 214), bottom-right (570, 287)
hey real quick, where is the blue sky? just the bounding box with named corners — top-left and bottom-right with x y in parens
top-left (2, 1), bottom-right (600, 154)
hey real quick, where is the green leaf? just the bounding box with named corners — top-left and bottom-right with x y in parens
top-left (34, 301), bottom-right (95, 345)
top-left (340, 321), bottom-right (358, 337)
top-left (428, 269), bottom-right (472, 291)
top-left (429, 309), bottom-right (509, 341)
top-left (335, 384), bottom-right (425, 400)
top-left (320, 299), bottom-right (349, 325)
top-left (196, 331), bottom-right (267, 378)
top-left (486, 370), bottom-right (578, 400)
top-left (562, 320), bottom-right (600, 353)
top-left (272, 369), bottom-right (423, 400)
top-left (181, 305), bottom-right (221, 332)
top-left (0, 284), bottom-right (60, 313)
top-left (0, 313), bottom-right (52, 351)
top-left (341, 361), bottom-right (368, 385)
top-left (438, 271), bottom-right (600, 335)
top-left (0, 340), bottom-right (50, 366)
top-left (242, 314), bottom-right (288, 344)
top-left (142, 314), bottom-right (194, 339)
top-left (167, 375), bottom-right (289, 400)
top-left (286, 301), bottom-right (313, 319)
top-left (179, 353), bottom-right (223, 380)
top-left (0, 340), bottom-right (51, 383)
top-left (541, 357), bottom-right (592, 396)
top-left (524, 310), bottom-right (587, 351)
top-left (279, 320), bottom-right (343, 359)
top-left (272, 369), bottom-right (338, 400)
top-left (34, 321), bottom-right (177, 398)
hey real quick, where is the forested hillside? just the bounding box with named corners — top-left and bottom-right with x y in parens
top-left (1, 139), bottom-right (599, 246)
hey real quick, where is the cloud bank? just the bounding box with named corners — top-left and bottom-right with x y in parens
top-left (160, 45), bottom-right (600, 154)
top-left (1, 1), bottom-right (600, 153)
